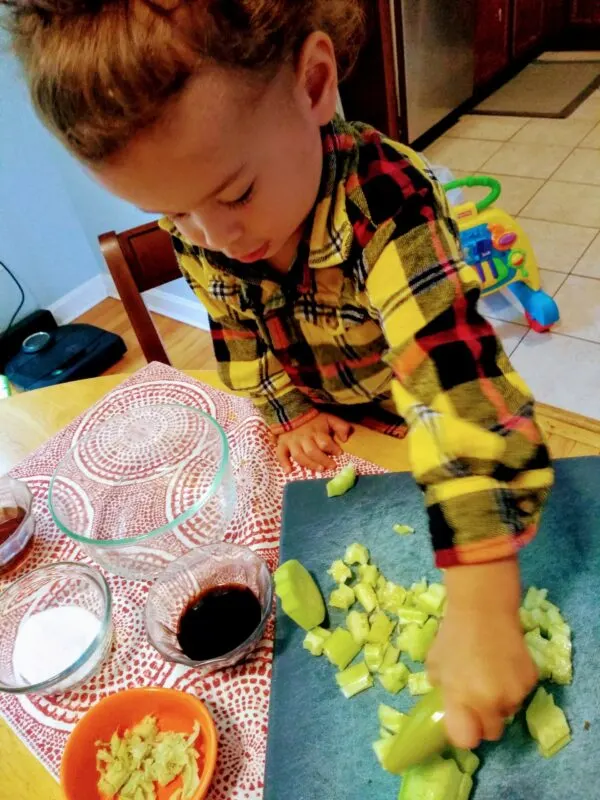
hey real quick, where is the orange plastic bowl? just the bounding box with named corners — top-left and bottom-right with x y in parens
top-left (60, 687), bottom-right (218, 800)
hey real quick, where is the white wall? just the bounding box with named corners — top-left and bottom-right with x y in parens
top-left (1, 41), bottom-right (208, 332)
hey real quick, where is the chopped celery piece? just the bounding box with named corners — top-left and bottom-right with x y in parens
top-left (398, 756), bottom-right (462, 800)
top-left (383, 688), bottom-right (447, 775)
top-left (551, 658), bottom-right (573, 686)
top-left (302, 627), bottom-right (331, 656)
top-left (526, 686), bottom-right (571, 758)
top-left (393, 524), bottom-right (415, 536)
top-left (323, 627), bottom-right (361, 670)
top-left (367, 611), bottom-right (395, 644)
top-left (379, 663), bottom-right (410, 694)
top-left (376, 575), bottom-right (388, 593)
top-left (396, 607), bottom-right (428, 626)
top-left (408, 671), bottom-right (433, 696)
top-left (397, 617), bottom-right (438, 662)
top-left (458, 772), bottom-right (474, 800)
top-left (523, 586), bottom-right (548, 611)
top-left (381, 643), bottom-right (400, 670)
top-left (335, 661), bottom-right (373, 698)
top-left (380, 581), bottom-right (408, 614)
top-left (343, 542), bottom-right (369, 566)
top-left (355, 582), bottom-right (378, 613)
top-left (328, 559), bottom-right (352, 584)
top-left (326, 464), bottom-right (357, 498)
top-left (358, 564), bottom-right (379, 586)
top-left (450, 747), bottom-right (480, 776)
top-left (414, 584), bottom-right (446, 616)
top-left (346, 610), bottom-right (370, 646)
top-left (378, 704), bottom-right (407, 734)
top-left (274, 560), bottom-right (326, 631)
top-left (380, 727), bottom-right (394, 739)
top-left (364, 642), bottom-right (386, 673)
top-left (519, 607), bottom-right (537, 632)
top-left (410, 579), bottom-right (428, 596)
top-left (329, 584), bottom-right (356, 611)
top-left (372, 737), bottom-right (393, 767)
top-left (525, 628), bottom-right (553, 681)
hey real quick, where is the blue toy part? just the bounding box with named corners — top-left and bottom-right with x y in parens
top-left (509, 281), bottom-right (560, 332)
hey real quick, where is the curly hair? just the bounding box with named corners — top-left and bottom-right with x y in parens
top-left (2, 0), bottom-right (365, 162)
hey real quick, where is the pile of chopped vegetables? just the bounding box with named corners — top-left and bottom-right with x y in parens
top-left (273, 496), bottom-right (574, 799)
top-left (96, 715), bottom-right (202, 800)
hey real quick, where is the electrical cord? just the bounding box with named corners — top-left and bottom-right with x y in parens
top-left (0, 260), bottom-right (26, 337)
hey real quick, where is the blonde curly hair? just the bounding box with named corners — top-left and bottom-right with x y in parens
top-left (3, 0), bottom-right (364, 162)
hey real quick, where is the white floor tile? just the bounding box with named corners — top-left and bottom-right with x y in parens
top-left (481, 142), bottom-right (572, 180)
top-left (424, 137), bottom-right (503, 172)
top-left (484, 318), bottom-right (528, 356)
top-left (552, 148), bottom-right (600, 185)
top-left (510, 332), bottom-right (600, 419)
top-left (452, 171), bottom-right (544, 215)
top-left (446, 116), bottom-right (529, 141)
top-left (573, 232), bottom-right (600, 279)
top-left (538, 52), bottom-right (600, 62)
top-left (517, 218), bottom-right (598, 273)
top-left (570, 93), bottom-right (600, 122)
top-left (552, 274), bottom-right (600, 344)
top-left (480, 269), bottom-right (566, 325)
top-left (520, 181), bottom-right (600, 227)
top-left (511, 118), bottom-right (596, 147)
top-left (581, 122), bottom-right (600, 148)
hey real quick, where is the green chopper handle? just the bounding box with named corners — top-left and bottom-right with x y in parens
top-left (382, 687), bottom-right (448, 774)
top-left (442, 175), bottom-right (502, 213)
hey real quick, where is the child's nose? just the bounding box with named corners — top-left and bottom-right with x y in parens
top-left (194, 213), bottom-right (244, 253)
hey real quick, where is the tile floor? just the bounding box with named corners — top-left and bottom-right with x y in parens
top-left (424, 63), bottom-right (600, 420)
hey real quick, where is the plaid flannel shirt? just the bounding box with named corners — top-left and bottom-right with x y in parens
top-left (160, 117), bottom-right (553, 567)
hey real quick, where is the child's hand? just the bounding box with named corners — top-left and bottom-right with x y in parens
top-left (427, 558), bottom-right (537, 749)
top-left (276, 413), bottom-right (352, 473)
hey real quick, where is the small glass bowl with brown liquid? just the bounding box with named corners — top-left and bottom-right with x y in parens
top-left (0, 477), bottom-right (35, 574)
top-left (145, 543), bottom-right (273, 672)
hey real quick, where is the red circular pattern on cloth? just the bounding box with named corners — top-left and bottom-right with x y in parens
top-left (2, 364), bottom-right (383, 796)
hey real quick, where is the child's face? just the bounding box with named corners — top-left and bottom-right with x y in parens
top-left (96, 35), bottom-right (338, 267)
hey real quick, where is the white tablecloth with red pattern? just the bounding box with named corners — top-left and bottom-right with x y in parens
top-left (1, 363), bottom-right (383, 798)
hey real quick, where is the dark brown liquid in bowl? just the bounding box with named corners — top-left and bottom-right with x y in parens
top-left (177, 583), bottom-right (262, 661)
top-left (0, 507), bottom-right (25, 545)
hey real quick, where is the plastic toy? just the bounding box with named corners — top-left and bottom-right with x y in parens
top-left (443, 176), bottom-right (560, 332)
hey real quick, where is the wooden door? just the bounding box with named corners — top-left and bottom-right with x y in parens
top-left (474, 0), bottom-right (511, 87)
top-left (513, 0), bottom-right (545, 56)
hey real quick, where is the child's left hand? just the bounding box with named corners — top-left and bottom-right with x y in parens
top-left (426, 558), bottom-right (538, 749)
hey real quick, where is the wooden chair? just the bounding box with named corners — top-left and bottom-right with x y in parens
top-left (99, 221), bottom-right (181, 365)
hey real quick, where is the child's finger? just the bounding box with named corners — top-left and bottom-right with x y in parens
top-left (302, 440), bottom-right (336, 470)
top-left (479, 710), bottom-right (505, 742)
top-left (315, 434), bottom-right (342, 457)
top-left (276, 441), bottom-right (293, 474)
top-left (443, 698), bottom-right (482, 750)
top-left (328, 415), bottom-right (353, 443)
top-left (289, 443), bottom-right (326, 473)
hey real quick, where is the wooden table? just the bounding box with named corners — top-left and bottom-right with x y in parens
top-left (1, 371), bottom-right (599, 799)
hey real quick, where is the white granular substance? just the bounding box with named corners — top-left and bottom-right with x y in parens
top-left (13, 606), bottom-right (101, 686)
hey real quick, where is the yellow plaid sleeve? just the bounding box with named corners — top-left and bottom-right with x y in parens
top-left (365, 188), bottom-right (554, 568)
top-left (171, 243), bottom-right (317, 433)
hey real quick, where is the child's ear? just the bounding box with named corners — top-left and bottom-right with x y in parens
top-left (296, 31), bottom-right (339, 126)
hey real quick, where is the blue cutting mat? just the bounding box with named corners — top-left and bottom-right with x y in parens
top-left (264, 457), bottom-right (600, 800)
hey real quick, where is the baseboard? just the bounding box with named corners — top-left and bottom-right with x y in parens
top-left (103, 275), bottom-right (210, 331)
top-left (48, 274), bottom-right (109, 325)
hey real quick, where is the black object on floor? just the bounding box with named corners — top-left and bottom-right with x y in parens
top-left (4, 323), bottom-right (126, 390)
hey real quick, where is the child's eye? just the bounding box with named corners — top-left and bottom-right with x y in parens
top-left (223, 183), bottom-right (254, 209)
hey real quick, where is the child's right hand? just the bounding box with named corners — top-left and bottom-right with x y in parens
top-left (276, 413), bottom-right (353, 473)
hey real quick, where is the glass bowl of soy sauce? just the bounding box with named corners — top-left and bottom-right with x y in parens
top-left (145, 543), bottom-right (273, 672)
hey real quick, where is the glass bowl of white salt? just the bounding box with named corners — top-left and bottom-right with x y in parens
top-left (0, 562), bottom-right (113, 695)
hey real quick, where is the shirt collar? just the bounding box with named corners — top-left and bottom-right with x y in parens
top-left (161, 116), bottom-right (356, 284)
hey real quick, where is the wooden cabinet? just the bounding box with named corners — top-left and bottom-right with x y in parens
top-left (474, 0), bottom-right (511, 87)
top-left (513, 0), bottom-right (545, 56)
top-left (544, 0), bottom-right (568, 36)
top-left (570, 0), bottom-right (600, 22)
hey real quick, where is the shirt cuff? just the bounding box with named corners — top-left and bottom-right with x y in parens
top-left (427, 473), bottom-right (553, 568)
top-left (256, 390), bottom-right (319, 434)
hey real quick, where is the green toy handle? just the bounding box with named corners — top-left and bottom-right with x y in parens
top-left (442, 175), bottom-right (502, 212)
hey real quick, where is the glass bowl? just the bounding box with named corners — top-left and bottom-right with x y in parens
top-left (0, 476), bottom-right (35, 573)
top-left (145, 543), bottom-right (273, 672)
top-left (48, 404), bottom-right (236, 580)
top-left (0, 562), bottom-right (113, 695)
